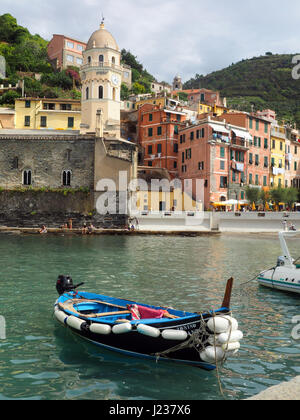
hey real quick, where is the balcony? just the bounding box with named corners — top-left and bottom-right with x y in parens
top-left (81, 61), bottom-right (123, 72)
top-left (231, 138), bottom-right (249, 151)
top-left (271, 127), bottom-right (286, 140)
top-left (209, 134), bottom-right (231, 144)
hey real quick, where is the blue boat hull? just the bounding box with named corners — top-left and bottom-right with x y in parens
top-left (54, 291), bottom-right (231, 370)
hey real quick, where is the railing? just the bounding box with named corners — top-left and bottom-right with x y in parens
top-left (81, 61), bottom-right (123, 72)
top-left (208, 135), bottom-right (231, 144)
top-left (271, 127), bottom-right (286, 140)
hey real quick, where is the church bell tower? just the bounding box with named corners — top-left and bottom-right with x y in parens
top-left (80, 20), bottom-right (121, 138)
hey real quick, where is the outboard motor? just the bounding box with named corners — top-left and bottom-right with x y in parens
top-left (277, 256), bottom-right (285, 267)
top-left (56, 275), bottom-right (84, 296)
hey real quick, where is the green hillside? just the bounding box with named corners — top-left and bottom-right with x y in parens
top-left (183, 54), bottom-right (300, 126)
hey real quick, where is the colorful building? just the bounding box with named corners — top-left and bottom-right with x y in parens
top-left (177, 117), bottom-right (252, 209)
top-left (133, 95), bottom-right (167, 111)
top-left (15, 98), bottom-right (81, 130)
top-left (47, 34), bottom-right (86, 70)
top-left (270, 124), bottom-right (286, 187)
top-left (172, 88), bottom-right (225, 107)
top-left (136, 167), bottom-right (200, 212)
top-left (0, 107), bottom-right (15, 129)
top-left (137, 102), bottom-right (187, 178)
top-left (220, 112), bottom-right (272, 190)
top-left (286, 126), bottom-right (300, 189)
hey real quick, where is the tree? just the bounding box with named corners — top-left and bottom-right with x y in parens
top-left (245, 186), bottom-right (260, 206)
top-left (0, 89), bottom-right (20, 105)
top-left (121, 49), bottom-right (143, 73)
top-left (131, 82), bottom-right (146, 95)
top-left (178, 92), bottom-right (188, 102)
top-left (121, 83), bottom-right (130, 100)
top-left (270, 187), bottom-right (286, 207)
top-left (283, 187), bottom-right (299, 209)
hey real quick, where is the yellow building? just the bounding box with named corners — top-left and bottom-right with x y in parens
top-left (136, 188), bottom-right (200, 212)
top-left (133, 96), bottom-right (167, 111)
top-left (270, 125), bottom-right (286, 187)
top-left (135, 167), bottom-right (201, 212)
top-left (15, 98), bottom-right (81, 130)
top-left (194, 102), bottom-right (227, 117)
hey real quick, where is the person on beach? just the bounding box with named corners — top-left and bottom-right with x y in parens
top-left (39, 225), bottom-right (47, 234)
top-left (88, 223), bottom-right (95, 234)
top-left (82, 223), bottom-right (88, 234)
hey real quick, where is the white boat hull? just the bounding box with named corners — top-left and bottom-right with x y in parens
top-left (258, 268), bottom-right (300, 294)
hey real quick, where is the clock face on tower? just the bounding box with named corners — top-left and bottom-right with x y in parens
top-left (111, 74), bottom-right (119, 86)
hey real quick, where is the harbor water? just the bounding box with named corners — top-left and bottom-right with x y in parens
top-left (0, 233), bottom-right (299, 400)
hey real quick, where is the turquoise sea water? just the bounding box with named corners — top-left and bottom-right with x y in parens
top-left (0, 233), bottom-right (299, 400)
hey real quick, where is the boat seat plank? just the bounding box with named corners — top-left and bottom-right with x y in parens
top-left (87, 310), bottom-right (131, 318)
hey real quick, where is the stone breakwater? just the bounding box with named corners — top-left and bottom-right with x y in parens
top-left (247, 376), bottom-right (300, 400)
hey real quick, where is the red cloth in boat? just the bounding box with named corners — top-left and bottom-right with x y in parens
top-left (127, 304), bottom-right (167, 320)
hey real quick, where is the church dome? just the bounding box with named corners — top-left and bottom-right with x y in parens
top-left (86, 22), bottom-right (119, 51)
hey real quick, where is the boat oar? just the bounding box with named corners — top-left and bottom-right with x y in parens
top-left (222, 277), bottom-right (233, 309)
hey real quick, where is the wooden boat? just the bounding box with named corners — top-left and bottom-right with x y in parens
top-left (54, 276), bottom-right (243, 370)
top-left (257, 231), bottom-right (300, 295)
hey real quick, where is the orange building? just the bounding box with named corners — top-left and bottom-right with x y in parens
top-left (137, 103), bottom-right (187, 178)
top-left (47, 34), bottom-right (86, 70)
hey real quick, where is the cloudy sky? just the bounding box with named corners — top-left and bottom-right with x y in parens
top-left (1, 0), bottom-right (300, 84)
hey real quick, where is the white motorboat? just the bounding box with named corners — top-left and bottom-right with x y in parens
top-left (257, 231), bottom-right (300, 295)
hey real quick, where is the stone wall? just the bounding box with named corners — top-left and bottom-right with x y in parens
top-left (0, 190), bottom-right (127, 229)
top-left (0, 135), bottom-right (95, 190)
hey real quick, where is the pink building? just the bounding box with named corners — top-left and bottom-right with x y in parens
top-left (172, 88), bottom-right (224, 107)
top-left (178, 117), bottom-right (251, 209)
top-left (220, 112), bottom-right (272, 189)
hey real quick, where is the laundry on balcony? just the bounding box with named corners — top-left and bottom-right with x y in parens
top-left (231, 160), bottom-right (244, 172)
top-left (285, 153), bottom-right (292, 162)
top-left (272, 167), bottom-right (285, 175)
top-left (212, 133), bottom-right (230, 143)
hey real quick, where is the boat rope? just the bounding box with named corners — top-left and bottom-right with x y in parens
top-left (153, 311), bottom-right (235, 399)
top-left (239, 266), bottom-right (276, 286)
top-left (153, 313), bottom-right (210, 360)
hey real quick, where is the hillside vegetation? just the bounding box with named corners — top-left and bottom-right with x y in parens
top-left (183, 54), bottom-right (300, 126)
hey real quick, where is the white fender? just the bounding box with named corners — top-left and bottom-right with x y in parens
top-left (137, 324), bottom-right (161, 338)
top-left (67, 316), bottom-right (85, 331)
top-left (54, 309), bottom-right (68, 325)
top-left (222, 341), bottom-right (241, 352)
top-left (112, 322), bottom-right (132, 334)
top-left (223, 316), bottom-right (239, 331)
top-left (90, 323), bottom-right (111, 335)
top-left (207, 317), bottom-right (230, 334)
top-left (207, 316), bottom-right (238, 334)
top-left (200, 346), bottom-right (225, 363)
top-left (207, 334), bottom-right (222, 345)
top-left (161, 329), bottom-right (188, 341)
top-left (217, 330), bottom-right (243, 345)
